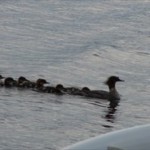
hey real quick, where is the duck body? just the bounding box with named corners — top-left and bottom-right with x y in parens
top-left (42, 86), bottom-right (63, 95)
top-left (67, 88), bottom-right (84, 96)
top-left (56, 84), bottom-right (82, 95)
top-left (84, 90), bottom-right (109, 99)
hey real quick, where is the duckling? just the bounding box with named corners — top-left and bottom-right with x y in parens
top-left (4, 77), bottom-right (17, 87)
top-left (43, 85), bottom-right (63, 95)
top-left (55, 84), bottom-right (81, 95)
top-left (55, 84), bottom-right (65, 92)
top-left (17, 76), bottom-right (29, 87)
top-left (35, 78), bottom-right (49, 91)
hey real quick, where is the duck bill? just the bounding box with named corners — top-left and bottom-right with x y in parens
top-left (118, 79), bottom-right (124, 82)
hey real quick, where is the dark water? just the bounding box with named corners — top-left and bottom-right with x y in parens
top-left (0, 0), bottom-right (150, 149)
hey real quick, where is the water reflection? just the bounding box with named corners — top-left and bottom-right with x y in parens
top-left (86, 98), bottom-right (119, 124)
top-left (88, 100), bottom-right (106, 108)
top-left (105, 101), bottom-right (120, 123)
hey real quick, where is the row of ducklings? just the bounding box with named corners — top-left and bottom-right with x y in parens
top-left (0, 75), bottom-right (124, 101)
top-left (0, 75), bottom-right (98, 96)
top-left (0, 75), bottom-right (59, 92)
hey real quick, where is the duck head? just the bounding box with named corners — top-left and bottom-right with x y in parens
top-left (56, 84), bottom-right (64, 90)
top-left (18, 76), bottom-right (28, 83)
top-left (82, 87), bottom-right (90, 92)
top-left (105, 76), bottom-right (124, 90)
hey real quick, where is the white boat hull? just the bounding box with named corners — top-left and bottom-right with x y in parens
top-left (63, 124), bottom-right (150, 150)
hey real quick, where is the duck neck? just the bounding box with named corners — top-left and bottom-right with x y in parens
top-left (108, 84), bottom-right (120, 102)
top-left (108, 82), bottom-right (116, 91)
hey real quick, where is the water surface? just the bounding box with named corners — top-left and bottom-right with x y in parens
top-left (0, 0), bottom-right (150, 149)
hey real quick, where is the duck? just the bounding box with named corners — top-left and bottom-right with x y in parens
top-left (4, 77), bottom-right (17, 87)
top-left (43, 85), bottom-right (63, 95)
top-left (55, 84), bottom-right (66, 92)
top-left (81, 76), bottom-right (124, 103)
top-left (17, 76), bottom-right (29, 87)
top-left (55, 84), bottom-right (82, 95)
top-left (35, 78), bottom-right (49, 91)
